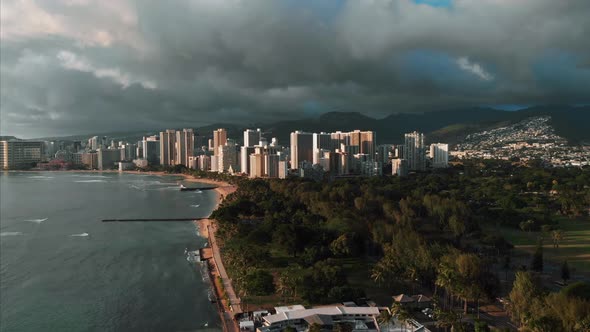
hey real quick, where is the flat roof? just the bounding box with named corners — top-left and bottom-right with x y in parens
top-left (274, 305), bottom-right (306, 314)
top-left (264, 306), bottom-right (380, 325)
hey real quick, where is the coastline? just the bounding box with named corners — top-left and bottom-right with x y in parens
top-left (7, 169), bottom-right (240, 331)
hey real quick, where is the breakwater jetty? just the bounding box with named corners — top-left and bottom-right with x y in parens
top-left (102, 218), bottom-right (205, 222)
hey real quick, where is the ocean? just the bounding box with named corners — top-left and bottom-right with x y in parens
top-left (0, 172), bottom-right (221, 332)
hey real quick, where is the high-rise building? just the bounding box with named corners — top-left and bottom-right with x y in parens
top-left (81, 152), bottom-right (98, 169)
top-left (349, 130), bottom-right (376, 158)
top-left (0, 140), bottom-right (44, 169)
top-left (175, 128), bottom-right (195, 166)
top-left (160, 130), bottom-right (177, 166)
top-left (392, 158), bottom-right (408, 177)
top-left (377, 144), bottom-right (394, 164)
top-left (97, 148), bottom-right (121, 170)
top-left (88, 136), bottom-right (99, 150)
top-left (278, 160), bottom-right (289, 179)
top-left (188, 156), bottom-right (199, 169)
top-left (210, 156), bottom-right (219, 172)
top-left (142, 136), bottom-right (160, 165)
top-left (290, 131), bottom-right (314, 169)
top-left (403, 131), bottom-right (425, 171)
top-left (197, 155), bottom-right (211, 171)
top-left (330, 131), bottom-right (351, 150)
top-left (122, 143), bottom-right (137, 161)
top-left (218, 139), bottom-right (238, 173)
top-left (249, 153), bottom-right (264, 178)
top-left (313, 132), bottom-right (332, 164)
top-left (213, 129), bottom-right (227, 156)
top-left (265, 153), bottom-right (280, 178)
top-left (243, 129), bottom-right (262, 147)
top-left (430, 143), bottom-right (449, 168)
top-left (240, 146), bottom-right (255, 175)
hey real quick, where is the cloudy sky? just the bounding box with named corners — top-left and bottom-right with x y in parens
top-left (1, 0), bottom-right (589, 138)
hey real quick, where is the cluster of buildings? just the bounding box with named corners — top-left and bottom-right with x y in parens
top-left (454, 116), bottom-right (590, 167)
top-left (236, 303), bottom-right (429, 332)
top-left (0, 129), bottom-right (450, 176)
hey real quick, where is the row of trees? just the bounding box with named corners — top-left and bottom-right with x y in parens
top-left (204, 162), bottom-right (588, 318)
top-left (508, 272), bottom-right (590, 331)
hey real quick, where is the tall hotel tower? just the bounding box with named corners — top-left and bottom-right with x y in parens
top-left (403, 131), bottom-right (425, 171)
top-left (290, 131), bottom-right (314, 169)
top-left (213, 129), bottom-right (227, 156)
top-left (176, 128), bottom-right (195, 167)
top-left (160, 129), bottom-right (177, 166)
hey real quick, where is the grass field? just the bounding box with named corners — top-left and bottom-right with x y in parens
top-left (486, 216), bottom-right (590, 273)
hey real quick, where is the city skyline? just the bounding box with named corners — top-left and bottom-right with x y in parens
top-left (1, 0), bottom-right (589, 138)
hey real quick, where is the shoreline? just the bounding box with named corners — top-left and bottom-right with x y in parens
top-left (7, 169), bottom-right (240, 331)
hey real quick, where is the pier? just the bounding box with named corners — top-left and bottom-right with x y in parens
top-left (102, 218), bottom-right (205, 222)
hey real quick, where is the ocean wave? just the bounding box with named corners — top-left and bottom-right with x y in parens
top-left (1, 232), bottom-right (23, 237)
top-left (159, 186), bottom-right (180, 190)
top-left (70, 233), bottom-right (89, 237)
top-left (25, 218), bottom-right (48, 224)
top-left (28, 176), bottom-right (54, 179)
top-left (75, 180), bottom-right (107, 183)
top-left (73, 175), bottom-right (109, 178)
top-left (190, 204), bottom-right (200, 208)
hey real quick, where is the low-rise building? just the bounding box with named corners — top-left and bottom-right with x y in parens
top-left (258, 305), bottom-right (380, 332)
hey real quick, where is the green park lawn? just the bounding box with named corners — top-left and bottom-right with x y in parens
top-left (487, 216), bottom-right (590, 273)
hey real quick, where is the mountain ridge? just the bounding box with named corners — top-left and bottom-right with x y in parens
top-left (28, 105), bottom-right (589, 145)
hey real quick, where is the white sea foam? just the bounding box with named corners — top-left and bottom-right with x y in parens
top-left (28, 176), bottom-right (54, 179)
top-left (25, 218), bottom-right (48, 224)
top-left (1, 232), bottom-right (23, 236)
top-left (75, 180), bottom-right (106, 183)
top-left (73, 175), bottom-right (108, 178)
top-left (159, 186), bottom-right (180, 190)
top-left (70, 233), bottom-right (89, 237)
top-left (190, 204), bottom-right (200, 208)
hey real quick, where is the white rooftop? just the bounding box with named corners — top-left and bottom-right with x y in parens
top-left (264, 306), bottom-right (380, 325)
top-left (274, 305), bottom-right (306, 314)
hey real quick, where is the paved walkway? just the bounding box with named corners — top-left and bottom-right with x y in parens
top-left (208, 223), bottom-right (242, 315)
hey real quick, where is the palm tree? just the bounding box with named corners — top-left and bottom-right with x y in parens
top-left (377, 310), bottom-right (393, 331)
top-left (551, 229), bottom-right (563, 248)
top-left (434, 308), bottom-right (460, 332)
top-left (391, 303), bottom-right (412, 332)
top-left (371, 263), bottom-right (385, 285)
top-left (436, 260), bottom-right (456, 309)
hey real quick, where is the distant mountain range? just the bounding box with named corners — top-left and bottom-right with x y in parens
top-left (32, 105), bottom-right (589, 145)
top-left (259, 105), bottom-right (590, 145)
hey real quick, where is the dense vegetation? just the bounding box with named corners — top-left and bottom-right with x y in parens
top-left (201, 161), bottom-right (589, 329)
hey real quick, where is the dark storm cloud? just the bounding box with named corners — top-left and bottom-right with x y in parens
top-left (1, 0), bottom-right (589, 137)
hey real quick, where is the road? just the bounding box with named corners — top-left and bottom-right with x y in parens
top-left (206, 222), bottom-right (242, 332)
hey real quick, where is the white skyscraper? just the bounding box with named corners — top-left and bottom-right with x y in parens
top-left (403, 131), bottom-right (425, 171)
top-left (430, 143), bottom-right (449, 168)
top-left (218, 139), bottom-right (238, 173)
